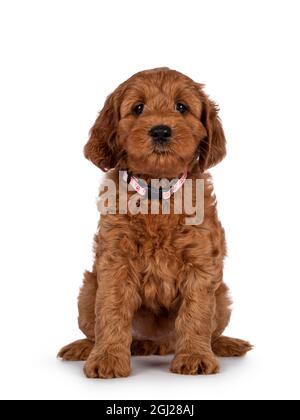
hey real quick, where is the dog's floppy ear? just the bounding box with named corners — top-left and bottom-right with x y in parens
top-left (84, 88), bottom-right (122, 171)
top-left (198, 91), bottom-right (226, 172)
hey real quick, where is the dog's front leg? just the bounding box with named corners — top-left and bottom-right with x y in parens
top-left (84, 261), bottom-right (141, 379)
top-left (171, 273), bottom-right (220, 375)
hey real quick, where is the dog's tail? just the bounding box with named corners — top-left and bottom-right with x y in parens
top-left (212, 336), bottom-right (253, 357)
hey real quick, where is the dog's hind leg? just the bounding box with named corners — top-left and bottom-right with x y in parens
top-left (211, 282), bottom-right (253, 357)
top-left (78, 268), bottom-right (97, 341)
top-left (58, 268), bottom-right (97, 361)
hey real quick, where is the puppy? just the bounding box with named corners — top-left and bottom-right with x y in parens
top-left (58, 68), bottom-right (252, 378)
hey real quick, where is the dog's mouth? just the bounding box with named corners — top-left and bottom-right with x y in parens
top-left (152, 143), bottom-right (171, 154)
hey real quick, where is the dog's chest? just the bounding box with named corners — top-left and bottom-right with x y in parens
top-left (133, 215), bottom-right (183, 311)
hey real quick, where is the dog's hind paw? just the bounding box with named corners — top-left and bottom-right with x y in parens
top-left (212, 336), bottom-right (253, 357)
top-left (58, 339), bottom-right (94, 361)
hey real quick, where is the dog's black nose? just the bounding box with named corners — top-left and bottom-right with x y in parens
top-left (149, 125), bottom-right (172, 143)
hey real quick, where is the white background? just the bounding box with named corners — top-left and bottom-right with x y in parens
top-left (0, 0), bottom-right (300, 400)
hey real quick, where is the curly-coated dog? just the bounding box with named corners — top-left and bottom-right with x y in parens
top-left (58, 68), bottom-right (252, 378)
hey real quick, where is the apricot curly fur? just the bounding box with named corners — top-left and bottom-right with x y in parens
top-left (58, 68), bottom-right (252, 378)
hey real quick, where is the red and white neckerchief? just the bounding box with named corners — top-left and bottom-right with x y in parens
top-left (122, 171), bottom-right (187, 200)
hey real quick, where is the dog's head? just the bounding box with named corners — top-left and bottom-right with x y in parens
top-left (84, 68), bottom-right (226, 178)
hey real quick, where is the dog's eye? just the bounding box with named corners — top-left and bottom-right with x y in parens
top-left (132, 103), bottom-right (144, 116)
top-left (176, 103), bottom-right (189, 114)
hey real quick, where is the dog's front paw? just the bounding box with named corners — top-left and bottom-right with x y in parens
top-left (171, 351), bottom-right (219, 375)
top-left (84, 350), bottom-right (131, 379)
